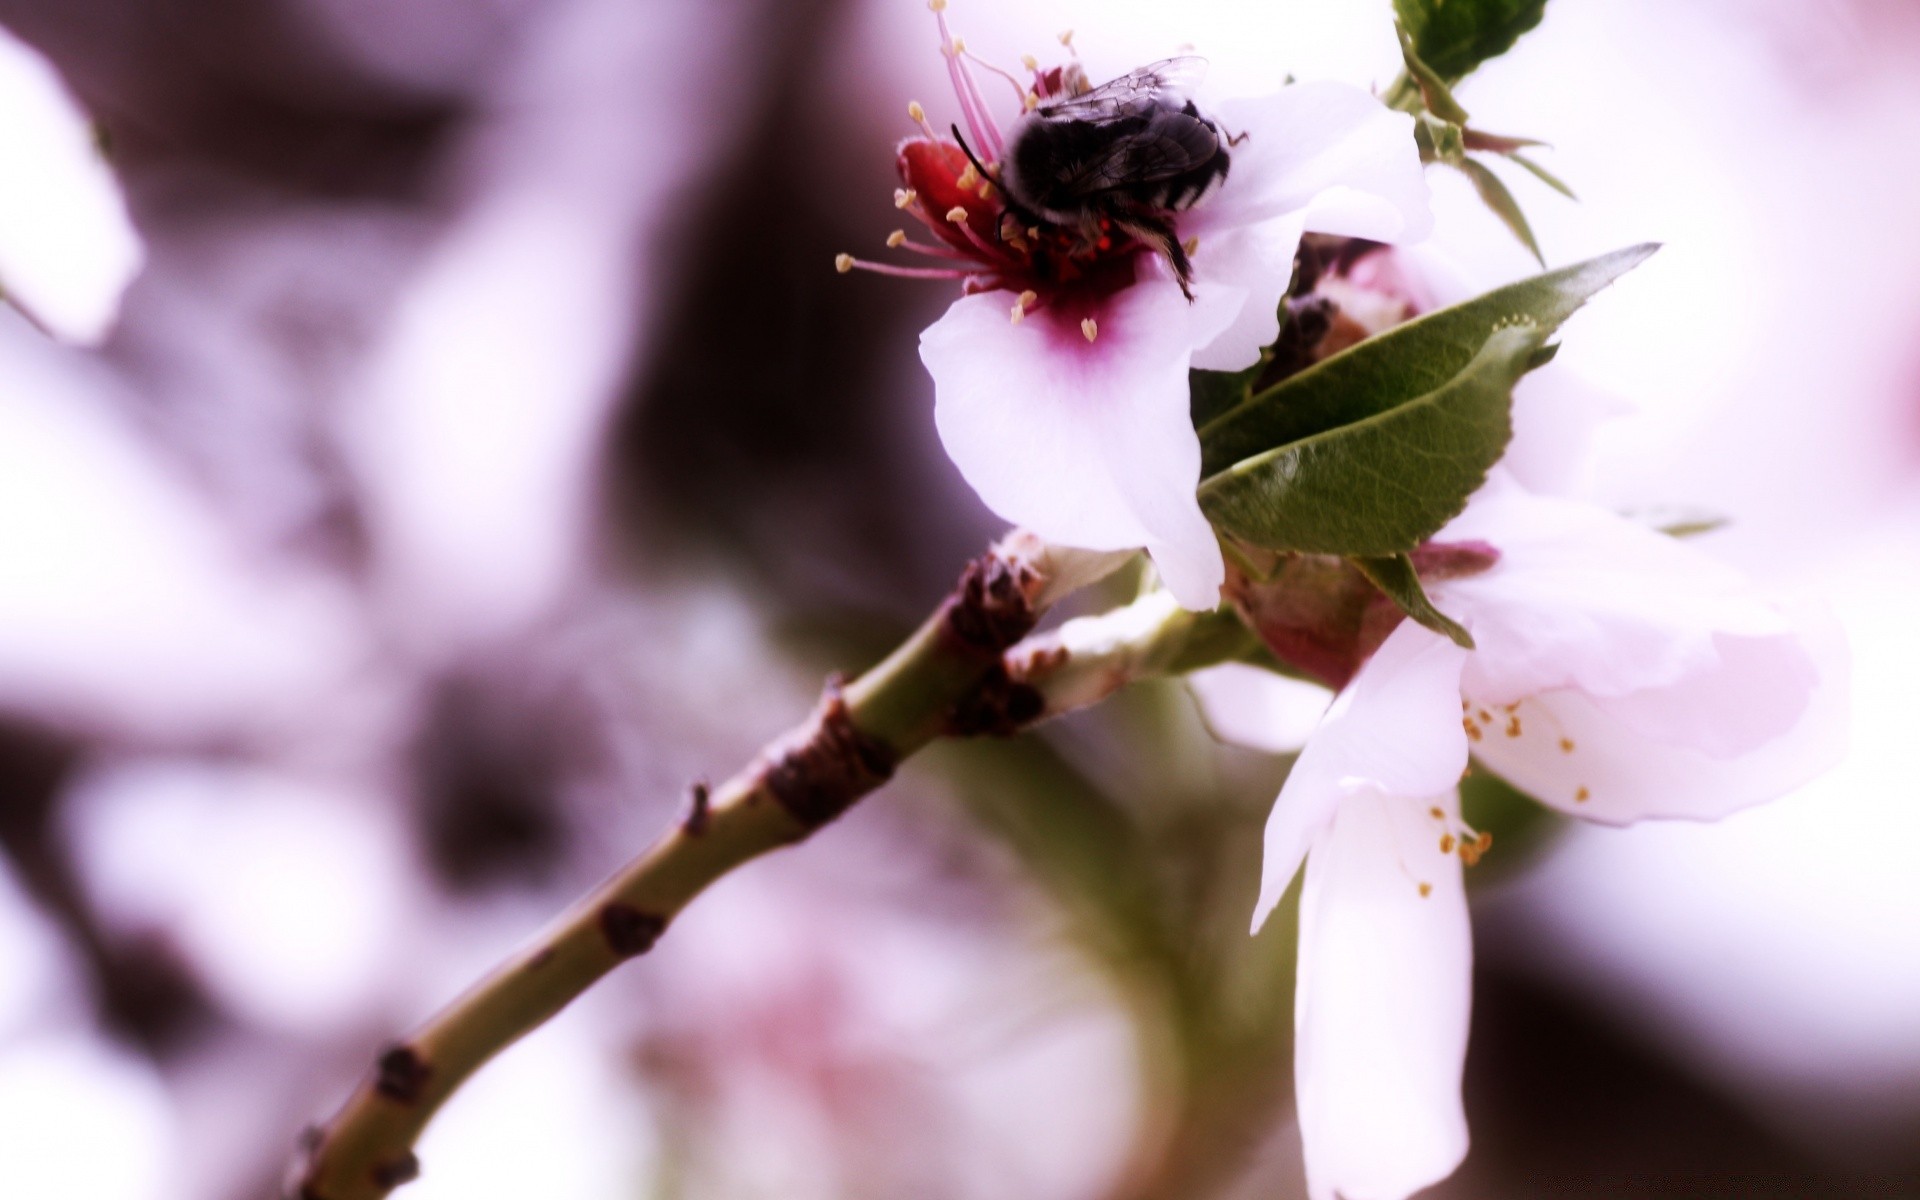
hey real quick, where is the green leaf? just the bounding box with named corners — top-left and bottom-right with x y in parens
top-left (1395, 23), bottom-right (1471, 123)
top-left (1198, 322), bottom-right (1547, 557)
top-left (1395, 0), bottom-right (1550, 83)
top-left (1189, 357), bottom-right (1266, 428)
top-left (1198, 243), bottom-right (1656, 476)
top-left (1352, 554), bottom-right (1474, 648)
top-left (1507, 151), bottom-right (1577, 199)
top-left (1457, 156), bottom-right (1545, 266)
top-left (1413, 114), bottom-right (1468, 167)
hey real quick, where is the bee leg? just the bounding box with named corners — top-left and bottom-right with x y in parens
top-left (1113, 214), bottom-right (1195, 300)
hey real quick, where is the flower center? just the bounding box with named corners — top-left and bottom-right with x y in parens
top-left (833, 5), bottom-right (1166, 320)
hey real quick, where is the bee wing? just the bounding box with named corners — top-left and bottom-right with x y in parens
top-left (1053, 106), bottom-right (1221, 198)
top-left (1038, 56), bottom-right (1210, 123)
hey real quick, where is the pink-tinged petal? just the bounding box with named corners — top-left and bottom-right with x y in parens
top-left (1296, 789), bottom-right (1471, 1200)
top-left (1437, 476), bottom-right (1792, 706)
top-left (1504, 370), bottom-right (1632, 498)
top-left (1186, 661), bottom-right (1331, 754)
top-left (921, 280), bottom-right (1226, 609)
top-left (1253, 621), bottom-right (1469, 929)
top-left (1469, 602), bottom-right (1848, 823)
top-left (0, 28), bottom-right (143, 345)
top-left (1187, 214), bottom-right (1308, 372)
top-left (1185, 81), bottom-right (1431, 245)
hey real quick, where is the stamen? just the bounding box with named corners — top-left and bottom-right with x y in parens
top-left (1560, 737), bottom-right (1577, 753)
top-left (1574, 786), bottom-right (1591, 803)
top-left (931, 3), bottom-right (1004, 161)
top-left (887, 229), bottom-right (907, 248)
top-left (955, 163), bottom-right (980, 191)
top-left (1182, 237), bottom-right (1200, 257)
top-left (1020, 54), bottom-right (1038, 71)
top-left (963, 46), bottom-right (1036, 108)
top-left (1081, 317), bottom-right (1098, 341)
top-left (836, 255), bottom-right (989, 281)
top-left (946, 205), bottom-right (970, 223)
top-left (1058, 29), bottom-right (1075, 48)
top-left (1024, 90), bottom-right (1040, 111)
top-left (892, 233), bottom-right (971, 261)
top-left (1017, 289), bottom-right (1037, 309)
top-left (895, 187), bottom-right (918, 210)
top-left (907, 100), bottom-right (937, 139)
top-left (1439, 834), bottom-right (1456, 855)
top-left (927, 0), bottom-right (945, 9)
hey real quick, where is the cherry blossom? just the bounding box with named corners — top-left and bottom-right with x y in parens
top-left (843, 6), bottom-right (1430, 609)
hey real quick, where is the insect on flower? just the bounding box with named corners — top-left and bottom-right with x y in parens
top-left (987, 55), bottom-right (1238, 298)
top-left (840, 1), bottom-right (1432, 613)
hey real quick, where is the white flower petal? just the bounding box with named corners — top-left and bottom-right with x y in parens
top-left (921, 280), bottom-right (1226, 609)
top-left (1438, 476), bottom-right (1792, 706)
top-left (1253, 620), bottom-right (1469, 929)
top-left (1296, 789), bottom-right (1471, 1200)
top-left (1186, 81), bottom-right (1431, 245)
top-left (0, 28), bottom-right (143, 344)
top-left (1186, 661), bottom-right (1330, 754)
top-left (1469, 602), bottom-right (1848, 823)
top-left (1187, 213), bottom-right (1308, 372)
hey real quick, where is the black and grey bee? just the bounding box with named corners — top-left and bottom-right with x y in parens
top-left (996, 57), bottom-right (1236, 297)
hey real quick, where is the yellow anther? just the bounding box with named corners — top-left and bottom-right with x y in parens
top-left (1476, 832), bottom-right (1494, 852)
top-left (1058, 29), bottom-right (1074, 47)
top-left (1574, 786), bottom-right (1591, 803)
top-left (1460, 842), bottom-right (1483, 867)
top-left (1418, 882), bottom-right (1434, 898)
top-left (1182, 236), bottom-right (1199, 256)
top-left (946, 205), bottom-right (970, 223)
top-left (1024, 90), bottom-right (1040, 111)
top-left (1027, 225), bottom-right (1041, 240)
top-left (1020, 54), bottom-right (1038, 71)
top-left (1439, 834), bottom-right (1456, 855)
top-left (834, 253), bottom-right (854, 273)
top-left (907, 100), bottom-right (926, 124)
top-left (1559, 737), bottom-right (1576, 754)
top-left (895, 187), bottom-right (917, 209)
top-left (951, 36), bottom-right (967, 53)
top-left (976, 180), bottom-right (996, 200)
top-left (1505, 715), bottom-right (1522, 737)
top-left (1009, 301), bottom-right (1025, 324)
top-left (928, 0), bottom-right (947, 10)
top-left (1463, 717), bottom-right (1483, 742)
top-left (1017, 289), bottom-right (1037, 308)
top-left (955, 163), bottom-right (979, 190)
top-left (1081, 316), bottom-right (1098, 341)
top-left (1429, 806), bottom-right (1445, 820)
top-left (886, 229), bottom-right (906, 248)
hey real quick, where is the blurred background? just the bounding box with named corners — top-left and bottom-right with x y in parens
top-left (1, 0), bottom-right (1918, 1197)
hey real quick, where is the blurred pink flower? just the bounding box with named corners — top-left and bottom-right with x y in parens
top-left (1200, 470), bottom-right (1846, 1200)
top-left (849, 11), bottom-right (1429, 609)
top-left (0, 25), bottom-right (142, 344)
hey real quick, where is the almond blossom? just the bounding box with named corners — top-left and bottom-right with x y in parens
top-left (842, 6), bottom-right (1430, 609)
top-left (1196, 466), bottom-right (1847, 1200)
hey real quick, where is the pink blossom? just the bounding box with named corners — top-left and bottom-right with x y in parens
top-left (846, 10), bottom-right (1430, 608)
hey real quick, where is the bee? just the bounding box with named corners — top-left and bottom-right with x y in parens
top-left (996, 57), bottom-right (1234, 298)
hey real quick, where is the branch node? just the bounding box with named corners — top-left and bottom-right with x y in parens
top-left (946, 662), bottom-right (1048, 736)
top-left (373, 1045), bottom-right (431, 1105)
top-left (370, 1153), bottom-right (420, 1189)
top-left (762, 678), bottom-right (897, 829)
top-left (599, 902), bottom-right (668, 958)
top-left (681, 781), bottom-right (711, 836)
top-left (940, 550), bottom-right (1040, 657)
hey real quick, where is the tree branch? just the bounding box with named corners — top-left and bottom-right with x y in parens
top-left (290, 539), bottom-right (1251, 1199)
